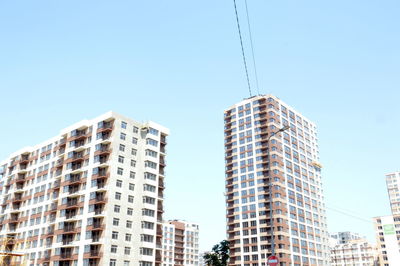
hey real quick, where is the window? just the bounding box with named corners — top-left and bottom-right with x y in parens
top-left (114, 205), bottom-right (121, 213)
top-left (125, 233), bottom-right (132, 242)
top-left (119, 144), bottom-right (125, 152)
top-left (131, 160), bottom-right (136, 167)
top-left (126, 220), bottom-right (133, 228)
top-left (120, 133), bottom-right (126, 140)
top-left (125, 247), bottom-right (131, 255)
top-left (144, 172), bottom-right (156, 180)
top-left (132, 137), bottom-right (138, 144)
top-left (143, 196), bottom-right (155, 204)
top-left (129, 183), bottom-right (135, 191)
top-left (110, 259), bottom-right (117, 266)
top-left (142, 221), bottom-right (154, 229)
top-left (131, 148), bottom-right (137, 156)
top-left (113, 218), bottom-right (119, 226)
top-left (142, 209), bottom-right (155, 217)
top-left (133, 126), bottom-right (139, 133)
top-left (116, 180), bottom-right (122, 187)
top-left (117, 168), bottom-right (123, 175)
top-left (115, 192), bottom-right (121, 200)
top-left (127, 208), bottom-right (133, 215)
top-left (111, 245), bottom-right (117, 253)
top-left (144, 184), bottom-right (156, 192)
top-left (140, 247), bottom-right (153, 256)
top-left (128, 195), bottom-right (134, 203)
top-left (146, 138), bottom-right (158, 147)
top-left (118, 156), bottom-right (124, 163)
top-left (112, 231), bottom-right (118, 239)
top-left (121, 121), bottom-right (127, 129)
top-left (141, 234), bottom-right (154, 242)
top-left (130, 171), bottom-right (135, 179)
top-left (145, 149), bottom-right (157, 158)
top-left (148, 127), bottom-right (158, 136)
top-left (145, 161), bottom-right (157, 169)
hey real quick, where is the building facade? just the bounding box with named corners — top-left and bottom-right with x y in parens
top-left (385, 172), bottom-right (400, 215)
top-left (162, 220), bottom-right (199, 266)
top-left (374, 215), bottom-right (400, 265)
top-left (0, 111), bottom-right (168, 266)
top-left (329, 233), bottom-right (378, 266)
top-left (330, 232), bottom-right (362, 245)
top-left (224, 95), bottom-right (330, 266)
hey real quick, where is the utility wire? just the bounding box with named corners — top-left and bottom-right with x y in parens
top-left (244, 0), bottom-right (260, 96)
top-left (232, 0), bottom-right (252, 97)
top-left (326, 205), bottom-right (374, 224)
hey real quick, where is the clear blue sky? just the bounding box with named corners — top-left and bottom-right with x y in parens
top-left (1, 0), bottom-right (399, 250)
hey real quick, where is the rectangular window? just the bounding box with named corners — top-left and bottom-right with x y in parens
top-left (120, 133), bottom-right (126, 140)
top-left (111, 245), bottom-right (117, 253)
top-left (114, 205), bottom-right (120, 213)
top-left (121, 121), bottom-right (127, 129)
top-left (128, 195), bottom-right (134, 203)
top-left (117, 168), bottom-right (123, 175)
top-left (112, 231), bottom-right (118, 239)
top-left (115, 192), bottom-right (121, 200)
top-left (126, 220), bottom-right (132, 228)
top-left (124, 247), bottom-right (131, 255)
top-left (125, 233), bottom-right (132, 242)
top-left (119, 144), bottom-right (125, 152)
top-left (113, 218), bottom-right (119, 226)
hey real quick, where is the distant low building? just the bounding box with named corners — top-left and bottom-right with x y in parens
top-left (330, 231), bottom-right (362, 244)
top-left (162, 220), bottom-right (200, 266)
top-left (329, 233), bottom-right (378, 266)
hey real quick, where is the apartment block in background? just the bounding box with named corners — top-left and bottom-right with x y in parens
top-left (329, 232), bottom-right (378, 265)
top-left (224, 95), bottom-right (330, 266)
top-left (162, 220), bottom-right (199, 266)
top-left (0, 111), bottom-right (168, 266)
top-left (374, 215), bottom-right (400, 265)
top-left (385, 172), bottom-right (400, 215)
top-left (330, 232), bottom-right (362, 245)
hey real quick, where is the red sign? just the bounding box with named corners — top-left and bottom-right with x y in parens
top-left (267, 255), bottom-right (279, 266)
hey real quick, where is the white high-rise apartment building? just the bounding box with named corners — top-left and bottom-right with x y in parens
top-left (162, 220), bottom-right (199, 266)
top-left (373, 215), bottom-right (400, 266)
top-left (0, 111), bottom-right (168, 266)
top-left (224, 95), bottom-right (330, 266)
top-left (385, 172), bottom-right (400, 215)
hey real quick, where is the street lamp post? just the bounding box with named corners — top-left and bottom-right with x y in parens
top-left (267, 125), bottom-right (289, 259)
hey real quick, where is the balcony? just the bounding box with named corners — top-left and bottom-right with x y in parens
top-left (60, 252), bottom-right (73, 259)
top-left (11, 195), bottom-right (22, 203)
top-left (97, 121), bottom-right (113, 133)
top-left (94, 146), bottom-right (111, 156)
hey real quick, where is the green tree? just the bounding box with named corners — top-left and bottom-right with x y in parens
top-left (203, 240), bottom-right (230, 266)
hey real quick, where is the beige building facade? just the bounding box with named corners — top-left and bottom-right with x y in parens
top-left (224, 95), bottom-right (330, 266)
top-left (162, 220), bottom-right (199, 266)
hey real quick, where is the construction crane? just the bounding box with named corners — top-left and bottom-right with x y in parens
top-left (0, 237), bottom-right (26, 266)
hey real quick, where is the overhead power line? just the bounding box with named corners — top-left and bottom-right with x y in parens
top-left (244, 0), bottom-right (260, 96)
top-left (326, 205), bottom-right (374, 224)
top-left (232, 0), bottom-right (252, 97)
